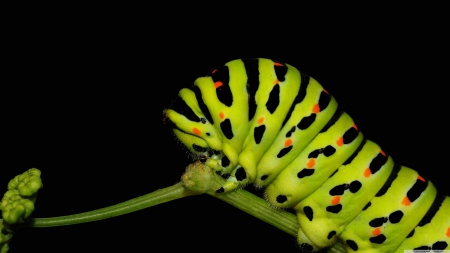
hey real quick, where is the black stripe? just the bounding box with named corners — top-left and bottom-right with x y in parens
top-left (342, 138), bottom-right (367, 165)
top-left (243, 58), bottom-right (260, 121)
top-left (320, 109), bottom-right (343, 133)
top-left (375, 163), bottom-right (401, 197)
top-left (418, 194), bottom-right (446, 226)
top-left (191, 86), bottom-right (214, 125)
top-left (281, 72), bottom-right (310, 128)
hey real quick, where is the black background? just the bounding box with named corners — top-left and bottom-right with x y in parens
top-left (3, 8), bottom-right (449, 253)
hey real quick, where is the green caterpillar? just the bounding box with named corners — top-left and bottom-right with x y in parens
top-left (163, 58), bottom-right (450, 252)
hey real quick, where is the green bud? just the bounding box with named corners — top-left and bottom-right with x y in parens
top-left (7, 168), bottom-right (42, 197)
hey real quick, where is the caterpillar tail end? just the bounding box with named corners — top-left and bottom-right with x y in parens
top-left (297, 226), bottom-right (323, 252)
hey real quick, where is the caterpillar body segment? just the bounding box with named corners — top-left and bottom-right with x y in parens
top-left (163, 58), bottom-right (450, 252)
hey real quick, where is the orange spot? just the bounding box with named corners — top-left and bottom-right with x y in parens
top-left (323, 89), bottom-right (329, 95)
top-left (380, 150), bottom-right (386, 156)
top-left (446, 227), bottom-right (450, 237)
top-left (273, 79), bottom-right (279, 85)
top-left (312, 104), bottom-right (320, 113)
top-left (352, 124), bottom-right (358, 131)
top-left (284, 139), bottom-right (292, 147)
top-left (306, 158), bottom-right (315, 168)
top-left (336, 137), bottom-right (344, 146)
top-left (372, 228), bottom-right (381, 236)
top-left (364, 168), bottom-right (372, 178)
top-left (417, 175), bottom-right (425, 182)
top-left (211, 69), bottom-right (217, 74)
top-left (219, 112), bottom-right (225, 119)
top-left (402, 196), bottom-right (411, 206)
top-left (214, 81), bottom-right (223, 88)
top-left (274, 62), bottom-right (284, 66)
top-left (331, 196), bottom-right (340, 205)
top-left (257, 117), bottom-right (264, 124)
top-left (193, 128), bottom-right (201, 135)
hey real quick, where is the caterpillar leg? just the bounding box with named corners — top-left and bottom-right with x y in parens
top-left (215, 165), bottom-right (249, 193)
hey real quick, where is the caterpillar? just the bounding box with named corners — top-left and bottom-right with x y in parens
top-left (163, 58), bottom-right (450, 252)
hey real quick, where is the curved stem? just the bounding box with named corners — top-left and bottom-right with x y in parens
top-left (27, 182), bottom-right (195, 227)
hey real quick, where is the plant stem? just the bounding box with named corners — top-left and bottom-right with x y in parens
top-left (27, 182), bottom-right (195, 227)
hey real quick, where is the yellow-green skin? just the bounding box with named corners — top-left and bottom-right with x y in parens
top-left (164, 58), bottom-right (449, 252)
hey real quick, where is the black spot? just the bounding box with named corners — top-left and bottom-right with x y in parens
top-left (215, 187), bottom-right (224, 193)
top-left (206, 132), bottom-right (210, 136)
top-left (323, 145), bottom-right (336, 157)
top-left (243, 59), bottom-right (260, 121)
top-left (235, 168), bottom-right (247, 181)
top-left (414, 246), bottom-right (431, 251)
top-left (303, 206), bottom-right (313, 221)
top-left (388, 210), bottom-right (403, 224)
top-left (370, 234), bottom-right (386, 244)
top-left (199, 156), bottom-right (207, 163)
top-left (211, 66), bottom-right (233, 107)
top-left (281, 72), bottom-right (309, 127)
top-left (349, 181), bottom-right (362, 193)
top-left (276, 195), bottom-right (287, 204)
top-left (277, 146), bottom-right (293, 158)
top-left (273, 61), bottom-right (288, 82)
top-left (297, 113), bottom-right (316, 130)
top-left (220, 119), bottom-right (234, 139)
top-left (368, 151), bottom-right (388, 174)
top-left (406, 228), bottom-right (415, 238)
top-left (318, 90), bottom-right (331, 112)
top-left (327, 231), bottom-right (337, 240)
top-left (260, 175), bottom-right (268, 181)
top-left (299, 243), bottom-right (313, 252)
top-left (432, 241), bottom-right (448, 250)
top-left (221, 156), bottom-right (230, 167)
top-left (376, 164), bottom-right (400, 197)
top-left (407, 177), bottom-right (428, 203)
top-left (346, 240), bottom-right (358, 251)
top-left (362, 202), bottom-right (371, 211)
top-left (418, 194), bottom-right (446, 226)
top-left (343, 126), bottom-right (359, 144)
top-left (220, 173), bottom-right (230, 179)
top-left (254, 125), bottom-right (266, 144)
top-left (329, 184), bottom-right (348, 196)
top-left (326, 204), bottom-right (342, 214)
top-left (192, 144), bottom-right (208, 153)
top-left (200, 118), bottom-right (207, 124)
top-left (320, 110), bottom-right (343, 133)
top-left (297, 169), bottom-right (315, 178)
top-left (285, 126), bottom-right (296, 137)
top-left (192, 86), bottom-right (214, 124)
top-left (369, 217), bottom-right (387, 227)
top-left (266, 84), bottom-right (280, 114)
top-left (308, 149), bottom-right (321, 158)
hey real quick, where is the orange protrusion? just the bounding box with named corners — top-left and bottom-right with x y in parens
top-left (336, 137), bottom-right (344, 146)
top-left (352, 124), bottom-right (358, 131)
top-left (331, 196), bottom-right (341, 205)
top-left (312, 104), bottom-right (320, 113)
top-left (193, 128), bottom-right (201, 135)
top-left (323, 89), bottom-right (329, 95)
top-left (273, 79), bottom-right (279, 85)
top-left (402, 196), bottom-right (411, 206)
top-left (306, 158), bottom-right (315, 168)
top-left (446, 227), bottom-right (450, 237)
top-left (258, 117), bottom-right (264, 125)
top-left (380, 150), bottom-right (386, 156)
top-left (214, 81), bottom-right (223, 88)
top-left (364, 168), bottom-right (372, 178)
top-left (284, 139), bottom-right (292, 147)
top-left (372, 228), bottom-right (381, 236)
top-left (274, 62), bottom-right (284, 66)
top-left (219, 112), bottom-right (225, 119)
top-left (417, 175), bottom-right (426, 182)
top-left (212, 69), bottom-right (217, 74)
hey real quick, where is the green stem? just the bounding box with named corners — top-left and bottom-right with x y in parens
top-left (27, 182), bottom-right (195, 227)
